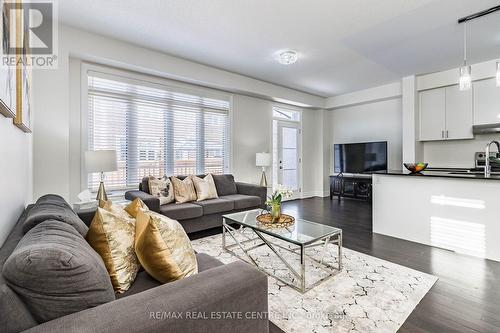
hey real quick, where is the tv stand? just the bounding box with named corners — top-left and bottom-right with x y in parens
top-left (329, 174), bottom-right (372, 202)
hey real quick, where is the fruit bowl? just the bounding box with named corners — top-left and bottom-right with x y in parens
top-left (404, 163), bottom-right (428, 173)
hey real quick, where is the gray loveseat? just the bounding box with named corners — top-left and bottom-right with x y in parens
top-left (125, 174), bottom-right (267, 234)
top-left (0, 195), bottom-right (269, 333)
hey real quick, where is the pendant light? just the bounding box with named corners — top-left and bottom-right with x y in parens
top-left (457, 6), bottom-right (500, 89)
top-left (459, 21), bottom-right (472, 91)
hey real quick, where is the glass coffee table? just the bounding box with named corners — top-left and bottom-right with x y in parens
top-left (222, 209), bottom-right (342, 293)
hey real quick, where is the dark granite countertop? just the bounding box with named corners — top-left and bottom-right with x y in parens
top-left (376, 169), bottom-right (500, 180)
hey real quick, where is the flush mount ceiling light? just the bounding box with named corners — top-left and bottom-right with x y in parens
top-left (277, 50), bottom-right (298, 65)
top-left (457, 5), bottom-right (500, 90)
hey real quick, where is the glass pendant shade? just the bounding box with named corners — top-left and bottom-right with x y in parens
top-left (496, 61), bottom-right (500, 87)
top-left (459, 22), bottom-right (471, 91)
top-left (459, 65), bottom-right (472, 91)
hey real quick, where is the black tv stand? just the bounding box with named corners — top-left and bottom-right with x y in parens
top-left (329, 174), bottom-right (372, 202)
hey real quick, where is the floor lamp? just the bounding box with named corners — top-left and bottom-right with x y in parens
top-left (256, 152), bottom-right (271, 187)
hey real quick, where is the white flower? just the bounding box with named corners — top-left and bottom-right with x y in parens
top-left (275, 184), bottom-right (293, 199)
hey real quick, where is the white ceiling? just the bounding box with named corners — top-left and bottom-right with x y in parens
top-left (58, 0), bottom-right (500, 97)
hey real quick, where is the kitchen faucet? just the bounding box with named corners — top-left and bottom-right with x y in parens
top-left (484, 141), bottom-right (500, 177)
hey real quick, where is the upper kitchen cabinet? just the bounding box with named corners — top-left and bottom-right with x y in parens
top-left (419, 85), bottom-right (473, 141)
top-left (420, 88), bottom-right (446, 141)
top-left (445, 85), bottom-right (473, 140)
top-left (474, 78), bottom-right (500, 125)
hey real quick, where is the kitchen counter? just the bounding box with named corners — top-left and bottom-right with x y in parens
top-left (372, 171), bottom-right (500, 262)
top-left (377, 169), bottom-right (500, 180)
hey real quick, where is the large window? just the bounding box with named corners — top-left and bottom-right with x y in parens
top-left (86, 69), bottom-right (230, 191)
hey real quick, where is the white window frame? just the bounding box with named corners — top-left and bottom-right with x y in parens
top-left (80, 62), bottom-right (233, 192)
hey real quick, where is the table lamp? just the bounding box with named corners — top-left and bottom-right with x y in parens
top-left (256, 152), bottom-right (271, 187)
top-left (85, 150), bottom-right (117, 201)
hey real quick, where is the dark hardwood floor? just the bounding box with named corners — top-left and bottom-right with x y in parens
top-left (191, 197), bottom-right (500, 333)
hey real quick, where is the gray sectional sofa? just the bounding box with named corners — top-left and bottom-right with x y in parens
top-left (125, 174), bottom-right (267, 234)
top-left (0, 195), bottom-right (270, 333)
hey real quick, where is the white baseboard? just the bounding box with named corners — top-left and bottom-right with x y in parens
top-left (301, 191), bottom-right (329, 198)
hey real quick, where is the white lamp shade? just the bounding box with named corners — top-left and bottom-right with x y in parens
top-left (85, 150), bottom-right (118, 173)
top-left (256, 153), bottom-right (271, 167)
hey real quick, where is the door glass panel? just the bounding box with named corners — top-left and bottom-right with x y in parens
top-left (281, 126), bottom-right (298, 191)
top-left (282, 127), bottom-right (297, 148)
top-left (283, 169), bottom-right (298, 190)
top-left (283, 148), bottom-right (297, 169)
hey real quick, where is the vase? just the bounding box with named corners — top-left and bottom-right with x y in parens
top-left (270, 203), bottom-right (281, 223)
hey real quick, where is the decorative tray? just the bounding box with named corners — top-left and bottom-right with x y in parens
top-left (256, 213), bottom-right (295, 228)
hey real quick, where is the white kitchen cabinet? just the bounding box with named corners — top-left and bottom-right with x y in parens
top-left (419, 85), bottom-right (473, 141)
top-left (474, 78), bottom-right (500, 125)
top-left (420, 88), bottom-right (446, 141)
top-left (445, 85), bottom-right (473, 140)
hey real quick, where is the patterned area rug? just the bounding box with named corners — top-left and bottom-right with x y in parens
top-left (191, 231), bottom-right (437, 333)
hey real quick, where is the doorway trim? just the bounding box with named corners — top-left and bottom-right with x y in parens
top-left (272, 104), bottom-right (303, 200)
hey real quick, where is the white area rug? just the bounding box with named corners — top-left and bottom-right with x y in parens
top-left (192, 231), bottom-right (437, 333)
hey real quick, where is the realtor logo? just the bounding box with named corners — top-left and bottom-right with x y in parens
top-left (1, 0), bottom-right (58, 68)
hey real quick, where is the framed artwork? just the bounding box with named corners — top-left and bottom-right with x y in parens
top-left (0, 0), bottom-right (15, 118)
top-left (13, 0), bottom-right (31, 133)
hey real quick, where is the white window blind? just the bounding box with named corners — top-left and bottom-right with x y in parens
top-left (87, 70), bottom-right (230, 191)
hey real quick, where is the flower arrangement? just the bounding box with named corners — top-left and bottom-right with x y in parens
top-left (265, 185), bottom-right (293, 222)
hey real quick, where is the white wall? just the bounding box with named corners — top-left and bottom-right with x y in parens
top-left (231, 95), bottom-right (273, 185)
top-left (402, 75), bottom-right (423, 164)
top-left (302, 109), bottom-right (326, 197)
top-left (325, 82), bottom-right (401, 109)
top-left (423, 134), bottom-right (499, 168)
top-left (327, 98), bottom-right (403, 173)
top-left (0, 116), bottom-right (32, 246)
top-left (231, 97), bottom-right (326, 197)
top-left (33, 25), bottom-right (326, 202)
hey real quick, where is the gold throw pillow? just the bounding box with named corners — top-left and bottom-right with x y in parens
top-left (171, 176), bottom-right (197, 203)
top-left (148, 176), bottom-right (174, 205)
top-left (135, 210), bottom-right (198, 283)
top-left (124, 198), bottom-right (150, 218)
top-left (87, 207), bottom-right (139, 293)
top-left (192, 174), bottom-right (218, 201)
top-left (99, 200), bottom-right (133, 220)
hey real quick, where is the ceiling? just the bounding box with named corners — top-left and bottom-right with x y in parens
top-left (58, 0), bottom-right (500, 97)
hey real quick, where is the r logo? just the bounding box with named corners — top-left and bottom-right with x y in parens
top-left (3, 1), bottom-right (54, 55)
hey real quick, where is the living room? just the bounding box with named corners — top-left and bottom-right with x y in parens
top-left (1, 1), bottom-right (500, 332)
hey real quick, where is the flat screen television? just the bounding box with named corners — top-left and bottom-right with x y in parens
top-left (334, 141), bottom-right (387, 174)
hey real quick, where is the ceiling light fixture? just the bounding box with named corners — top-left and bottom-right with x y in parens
top-left (277, 50), bottom-right (298, 65)
top-left (457, 5), bottom-right (500, 90)
top-left (459, 21), bottom-right (472, 91)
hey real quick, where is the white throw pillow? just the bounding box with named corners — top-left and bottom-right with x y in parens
top-left (171, 176), bottom-right (198, 203)
top-left (192, 174), bottom-right (218, 201)
top-left (148, 176), bottom-right (174, 205)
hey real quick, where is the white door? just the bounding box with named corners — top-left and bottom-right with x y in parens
top-left (445, 85), bottom-right (473, 140)
top-left (419, 88), bottom-right (446, 141)
top-left (277, 121), bottom-right (301, 199)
